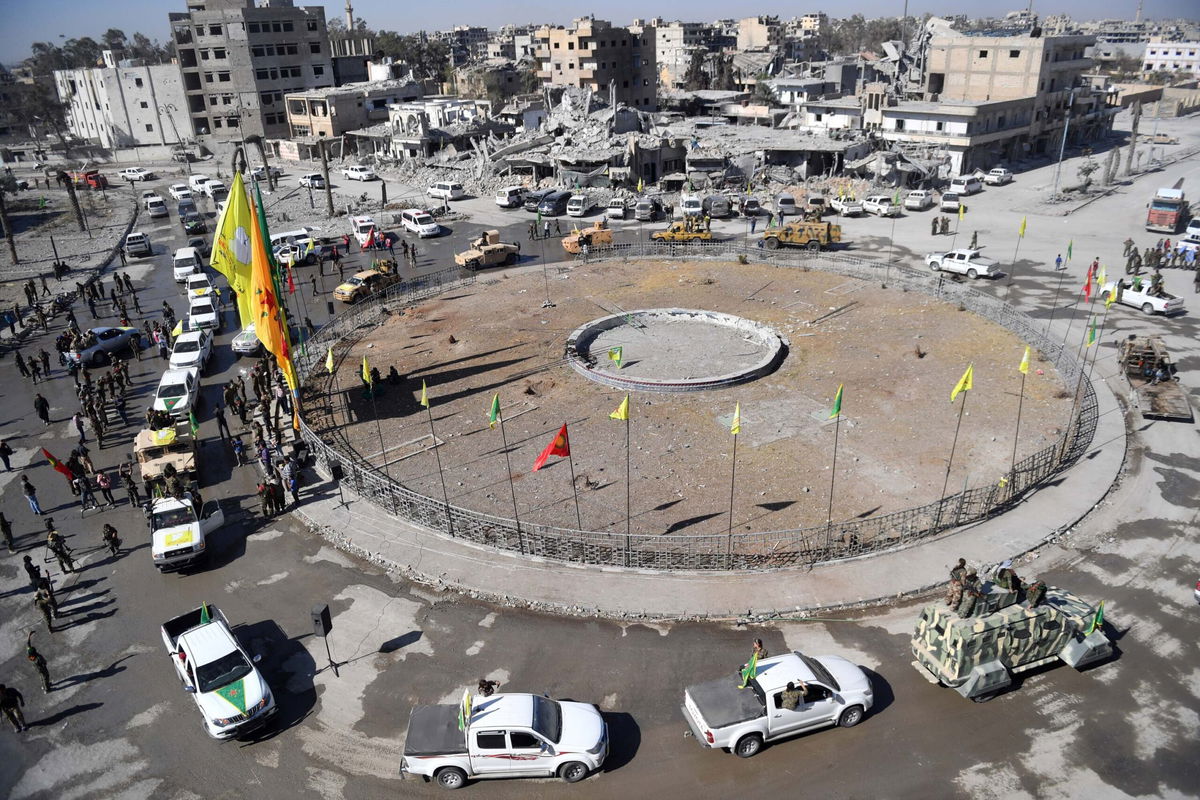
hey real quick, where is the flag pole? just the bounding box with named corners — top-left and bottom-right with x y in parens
top-left (1009, 368), bottom-right (1027, 488)
top-left (565, 447), bottom-right (583, 531)
top-left (425, 402), bottom-right (454, 537)
top-left (885, 213), bottom-right (897, 286)
top-left (496, 409), bottom-right (525, 555)
top-left (827, 411), bottom-right (841, 528)
top-left (936, 390), bottom-right (970, 530)
top-left (726, 431), bottom-right (738, 562)
top-left (329, 361), bottom-right (350, 427)
top-left (1044, 254), bottom-right (1070, 336)
top-left (1003, 233), bottom-right (1024, 301)
top-left (624, 412), bottom-right (631, 567)
top-left (366, 381), bottom-right (391, 480)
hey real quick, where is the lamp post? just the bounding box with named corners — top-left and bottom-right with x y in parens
top-left (158, 103), bottom-right (191, 175)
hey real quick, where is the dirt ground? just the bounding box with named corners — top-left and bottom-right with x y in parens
top-left (307, 260), bottom-right (1073, 536)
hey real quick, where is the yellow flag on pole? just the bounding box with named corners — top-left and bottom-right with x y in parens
top-left (325, 346), bottom-right (334, 374)
top-left (420, 380), bottom-right (429, 408)
top-left (361, 355), bottom-right (371, 385)
top-left (730, 402), bottom-right (741, 435)
top-left (951, 364), bottom-right (974, 402)
top-left (1018, 216), bottom-right (1027, 238)
top-left (1018, 346), bottom-right (1030, 375)
top-left (958, 203), bottom-right (965, 222)
top-left (210, 172), bottom-right (254, 328)
top-left (609, 395), bottom-right (629, 421)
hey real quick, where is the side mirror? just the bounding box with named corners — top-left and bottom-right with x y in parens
top-left (184, 685), bottom-right (196, 693)
top-left (252, 654), bottom-right (263, 664)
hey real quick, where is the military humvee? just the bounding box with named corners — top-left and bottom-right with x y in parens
top-left (454, 230), bottom-right (520, 269)
top-left (911, 581), bottom-right (1111, 702)
top-left (135, 424), bottom-right (198, 493)
top-left (761, 220), bottom-right (842, 251)
top-left (560, 220), bottom-right (614, 254)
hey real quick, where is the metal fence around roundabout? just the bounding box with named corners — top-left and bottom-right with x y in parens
top-left (293, 241), bottom-right (1099, 572)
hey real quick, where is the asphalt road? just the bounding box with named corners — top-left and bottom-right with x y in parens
top-left (1, 121), bottom-right (1199, 800)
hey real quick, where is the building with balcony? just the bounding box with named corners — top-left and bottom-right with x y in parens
top-left (54, 50), bottom-right (194, 150)
top-left (168, 0), bottom-right (333, 141)
top-left (284, 79), bottom-right (422, 139)
top-left (533, 18), bottom-right (657, 110)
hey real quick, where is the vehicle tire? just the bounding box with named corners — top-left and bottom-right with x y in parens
top-left (504, 252), bottom-right (517, 266)
top-left (734, 733), bottom-right (763, 758)
top-left (764, 238), bottom-right (780, 250)
top-left (1142, 303), bottom-right (1154, 315)
top-left (967, 268), bottom-right (978, 279)
top-left (92, 350), bottom-right (110, 367)
top-left (838, 705), bottom-right (865, 727)
top-left (806, 240), bottom-right (820, 252)
top-left (305, 253), bottom-right (316, 266)
top-left (971, 692), bottom-right (996, 704)
top-left (435, 767), bottom-right (467, 790)
top-left (559, 761), bottom-right (589, 783)
top-left (929, 262), bottom-right (940, 272)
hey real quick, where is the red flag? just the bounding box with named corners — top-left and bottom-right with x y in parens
top-left (532, 424), bottom-right (571, 472)
top-left (1082, 276), bottom-right (1092, 302)
top-left (287, 265), bottom-right (296, 294)
top-left (360, 227), bottom-right (374, 251)
top-left (42, 448), bottom-right (74, 481)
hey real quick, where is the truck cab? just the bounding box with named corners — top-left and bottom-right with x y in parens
top-left (161, 604), bottom-right (276, 739)
top-left (682, 651), bottom-right (874, 758)
top-left (135, 425), bottom-right (199, 493)
top-left (1146, 187), bottom-right (1188, 233)
top-left (150, 494), bottom-right (223, 571)
top-left (402, 691), bottom-right (608, 790)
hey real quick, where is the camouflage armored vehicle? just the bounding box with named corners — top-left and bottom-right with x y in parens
top-left (135, 424), bottom-right (198, 493)
top-left (761, 220), bottom-right (842, 251)
top-left (453, 230), bottom-right (520, 269)
top-left (649, 222), bottom-right (713, 242)
top-left (560, 220), bottom-right (614, 254)
top-left (911, 581), bottom-right (1111, 702)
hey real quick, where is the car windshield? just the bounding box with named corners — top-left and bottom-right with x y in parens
top-left (192, 302), bottom-right (215, 314)
top-left (346, 277), bottom-right (364, 287)
top-left (174, 341), bottom-right (200, 354)
top-left (531, 696), bottom-right (563, 743)
top-left (195, 650), bottom-right (253, 694)
top-left (356, 223), bottom-right (373, 233)
top-left (159, 383), bottom-right (187, 399)
top-left (799, 653), bottom-right (841, 692)
top-left (152, 506), bottom-right (195, 528)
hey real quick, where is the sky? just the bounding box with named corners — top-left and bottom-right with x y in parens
top-left (0, 0), bottom-right (1192, 65)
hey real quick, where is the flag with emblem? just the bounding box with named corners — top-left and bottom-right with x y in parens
top-left (210, 172), bottom-right (254, 327)
top-left (215, 678), bottom-right (248, 714)
top-left (951, 364), bottom-right (973, 403)
top-left (41, 448), bottom-right (74, 481)
top-left (1085, 601), bottom-right (1105, 635)
top-left (199, 603), bottom-right (211, 624)
top-left (188, 410), bottom-right (199, 436)
top-left (608, 346), bottom-right (623, 369)
top-left (610, 395), bottom-right (629, 421)
top-left (532, 424), bottom-right (571, 471)
top-left (739, 652), bottom-right (758, 689)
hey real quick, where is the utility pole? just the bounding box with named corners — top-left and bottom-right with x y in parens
top-left (318, 139), bottom-right (334, 217)
top-left (1051, 89), bottom-right (1075, 197)
top-left (0, 190), bottom-right (18, 264)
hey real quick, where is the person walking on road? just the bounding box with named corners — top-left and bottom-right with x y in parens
top-left (94, 470), bottom-right (116, 507)
top-left (22, 555), bottom-right (41, 589)
top-left (46, 528), bottom-right (75, 573)
top-left (33, 394), bottom-right (50, 427)
top-left (72, 412), bottom-right (87, 444)
top-left (0, 684), bottom-right (27, 732)
top-left (120, 464), bottom-right (141, 507)
top-left (0, 512), bottom-right (13, 552)
top-left (101, 523), bottom-right (121, 556)
top-left (14, 351), bottom-right (30, 378)
top-left (21, 476), bottom-right (43, 516)
top-left (34, 589), bottom-right (55, 632)
top-left (26, 633), bottom-right (51, 693)
top-left (214, 405), bottom-right (231, 441)
top-left (0, 439), bottom-right (13, 472)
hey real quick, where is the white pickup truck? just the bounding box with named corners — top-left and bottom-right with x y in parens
top-left (1101, 279), bottom-right (1186, 315)
top-left (682, 651), bottom-right (873, 758)
top-left (160, 604), bottom-right (276, 739)
top-left (401, 691), bottom-right (608, 790)
top-left (150, 494), bottom-right (223, 572)
top-left (830, 196), bottom-right (864, 216)
top-left (925, 248), bottom-right (1000, 279)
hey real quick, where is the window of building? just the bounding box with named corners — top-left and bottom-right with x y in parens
top-left (213, 118), bottom-right (223, 128)
top-left (134, 77), bottom-right (144, 88)
top-left (307, 19), bottom-right (318, 32)
top-left (555, 63), bottom-right (562, 71)
top-left (553, 42), bottom-right (560, 48)
top-left (285, 44), bottom-right (298, 55)
top-left (218, 72), bottom-right (230, 82)
top-left (209, 95), bottom-right (219, 106)
top-left (204, 72), bottom-right (214, 83)
top-left (200, 49), bottom-right (210, 60)
top-left (998, 115), bottom-right (1006, 127)
top-left (310, 42), bottom-right (321, 54)
top-left (313, 65), bottom-right (324, 76)
top-left (978, 50), bottom-right (988, 58)
top-left (568, 63), bottom-right (574, 69)
top-left (622, 80), bottom-right (629, 87)
top-left (214, 48), bottom-right (225, 58)
top-left (1009, 50), bottom-right (1019, 58)
top-left (139, 100), bottom-right (148, 108)
top-left (568, 42), bottom-right (575, 50)
top-left (814, 112), bottom-right (823, 122)
top-left (256, 68), bottom-right (270, 80)
top-left (208, 24), bottom-right (222, 36)
top-left (282, 21), bottom-right (293, 32)
top-left (145, 123), bottom-right (153, 132)
top-left (248, 22), bottom-right (260, 33)
top-left (894, 119), bottom-right (905, 131)
top-left (935, 121), bottom-right (944, 131)
top-left (221, 95), bottom-right (232, 105)
top-left (272, 22), bottom-right (282, 33)
top-left (252, 46), bottom-right (265, 57)
top-left (293, 124), bottom-right (310, 136)
top-left (227, 116), bottom-right (239, 127)
top-left (643, 78), bottom-right (648, 86)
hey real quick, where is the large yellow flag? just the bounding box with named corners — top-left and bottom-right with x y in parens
top-left (210, 172), bottom-right (254, 327)
top-left (950, 364), bottom-right (974, 402)
top-left (247, 188), bottom-right (297, 393)
top-left (610, 395), bottom-right (630, 421)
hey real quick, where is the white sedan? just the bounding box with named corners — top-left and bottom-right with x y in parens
top-left (925, 248), bottom-right (1000, 279)
top-left (232, 323), bottom-right (261, 357)
top-left (168, 329), bottom-right (213, 372)
top-left (169, 184), bottom-right (193, 201)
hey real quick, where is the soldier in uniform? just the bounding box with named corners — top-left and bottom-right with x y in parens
top-left (0, 512), bottom-right (13, 552)
top-left (0, 684), bottom-right (27, 732)
top-left (1123, 237), bottom-right (1135, 257)
top-left (956, 568), bottom-right (982, 618)
top-left (780, 680), bottom-right (808, 710)
top-left (945, 558), bottom-right (967, 607)
top-left (994, 559), bottom-right (1021, 592)
top-left (1023, 579), bottom-right (1046, 608)
top-left (46, 528), bottom-right (75, 573)
top-left (36, 577), bottom-right (59, 618)
top-left (477, 678), bottom-right (501, 697)
top-left (101, 524), bottom-right (121, 557)
top-left (22, 555), bottom-right (42, 589)
top-left (26, 632), bottom-right (51, 693)
top-left (34, 591), bottom-right (55, 633)
top-left (969, 231), bottom-right (978, 250)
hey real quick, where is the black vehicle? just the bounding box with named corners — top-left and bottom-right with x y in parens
top-left (178, 198), bottom-right (198, 219)
top-left (182, 213), bottom-right (207, 235)
top-left (537, 190), bottom-right (572, 217)
top-left (186, 237), bottom-right (212, 258)
top-left (524, 188), bottom-right (556, 212)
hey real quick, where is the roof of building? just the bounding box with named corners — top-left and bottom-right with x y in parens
top-left (285, 78), bottom-right (420, 99)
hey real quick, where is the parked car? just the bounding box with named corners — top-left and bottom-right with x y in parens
top-left (202, 180), bottom-right (227, 199)
top-left (940, 192), bottom-right (962, 213)
top-left (949, 175), bottom-right (983, 195)
top-left (118, 167), bottom-right (154, 182)
top-left (399, 208), bottom-right (440, 237)
top-left (168, 329), bottom-right (213, 372)
top-left (679, 194), bottom-right (703, 218)
top-left (774, 193), bottom-right (797, 217)
top-left (524, 188), bottom-right (556, 212)
top-left (984, 167), bottom-right (1014, 186)
top-left (188, 175), bottom-right (212, 194)
top-left (182, 213), bottom-right (206, 235)
top-left (187, 295), bottom-right (221, 332)
top-left (830, 196), bottom-right (864, 216)
top-left (904, 190), bottom-right (935, 211)
top-left (925, 248), bottom-right (1000, 279)
top-left (537, 190), bottom-right (572, 217)
top-left (172, 247), bottom-right (202, 282)
top-left (250, 165), bottom-right (282, 180)
top-left (634, 196), bottom-right (662, 221)
top-left (168, 184), bottom-right (192, 201)
top-left (428, 181), bottom-right (466, 201)
top-left (566, 193), bottom-right (592, 217)
top-left (144, 195), bottom-right (169, 219)
top-left (185, 273), bottom-right (213, 299)
top-left (606, 198), bottom-right (627, 220)
top-left (342, 165), bottom-right (377, 181)
top-left (702, 194), bottom-right (732, 218)
top-left (124, 232), bottom-right (153, 258)
top-left (66, 326), bottom-right (142, 366)
top-left (299, 173), bottom-right (325, 189)
top-left (495, 186), bottom-right (527, 208)
top-left (177, 198), bottom-right (198, 219)
top-left (232, 323), bottom-right (261, 357)
top-left (186, 237), bottom-right (211, 258)
top-left (862, 195), bottom-right (902, 217)
top-left (1101, 279), bottom-right (1186, 315)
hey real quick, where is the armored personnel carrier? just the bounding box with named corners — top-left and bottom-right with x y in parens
top-left (911, 580), bottom-right (1111, 702)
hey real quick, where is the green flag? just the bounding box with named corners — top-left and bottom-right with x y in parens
top-left (739, 652), bottom-right (758, 689)
top-left (1067, 240), bottom-right (1073, 260)
top-left (829, 383), bottom-right (844, 419)
top-left (1085, 601), bottom-right (1105, 635)
top-left (487, 393), bottom-right (500, 429)
top-left (608, 346), bottom-right (623, 369)
top-left (188, 410), bottom-right (200, 436)
top-left (199, 603), bottom-right (211, 624)
top-left (214, 677), bottom-right (248, 713)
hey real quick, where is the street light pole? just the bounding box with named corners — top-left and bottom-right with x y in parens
top-left (1051, 89), bottom-right (1076, 197)
top-left (158, 103), bottom-right (191, 175)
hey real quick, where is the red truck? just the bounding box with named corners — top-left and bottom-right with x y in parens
top-left (1146, 183), bottom-right (1188, 233)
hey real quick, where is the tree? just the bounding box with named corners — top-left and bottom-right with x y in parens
top-left (375, 32), bottom-right (452, 81)
top-left (752, 77), bottom-right (778, 106)
top-left (682, 49), bottom-right (709, 91)
top-left (0, 178), bottom-right (19, 265)
top-left (62, 37), bottom-right (103, 68)
top-left (102, 28), bottom-right (128, 52)
top-left (10, 84), bottom-right (70, 156)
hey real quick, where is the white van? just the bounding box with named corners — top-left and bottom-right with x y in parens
top-left (351, 215), bottom-right (377, 246)
top-left (399, 209), bottom-right (440, 238)
top-left (269, 227), bottom-right (320, 251)
top-left (495, 186), bottom-right (527, 208)
top-left (949, 175), bottom-right (983, 196)
top-left (172, 247), bottom-right (202, 282)
top-left (679, 194), bottom-right (703, 218)
top-left (566, 193), bottom-right (591, 217)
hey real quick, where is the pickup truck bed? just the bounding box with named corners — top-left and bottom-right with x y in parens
top-left (404, 705), bottom-right (464, 757)
top-left (162, 607), bottom-right (208, 649)
top-left (687, 677), bottom-right (763, 729)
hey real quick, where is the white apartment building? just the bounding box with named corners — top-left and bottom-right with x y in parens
top-left (1143, 40), bottom-right (1200, 78)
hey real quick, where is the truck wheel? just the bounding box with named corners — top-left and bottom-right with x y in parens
top-left (559, 761), bottom-right (589, 783)
top-left (435, 767), bottom-right (467, 790)
top-left (967, 268), bottom-right (978, 279)
top-left (1142, 303), bottom-right (1154, 315)
top-left (971, 692), bottom-right (997, 704)
top-left (764, 238), bottom-right (780, 250)
top-left (838, 706), bottom-right (865, 727)
top-left (734, 733), bottom-right (762, 758)
top-left (806, 240), bottom-right (820, 252)
top-left (504, 252), bottom-right (517, 266)
top-left (929, 262), bottom-right (940, 272)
